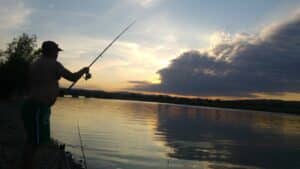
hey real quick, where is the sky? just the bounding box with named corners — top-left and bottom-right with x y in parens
top-left (1, 0), bottom-right (300, 100)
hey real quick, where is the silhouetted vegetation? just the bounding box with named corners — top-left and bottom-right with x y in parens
top-left (0, 33), bottom-right (41, 99)
top-left (60, 88), bottom-right (300, 114)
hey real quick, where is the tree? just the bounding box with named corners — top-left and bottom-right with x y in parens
top-left (0, 33), bottom-right (41, 99)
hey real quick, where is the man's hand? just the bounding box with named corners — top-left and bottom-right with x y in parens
top-left (82, 67), bottom-right (90, 74)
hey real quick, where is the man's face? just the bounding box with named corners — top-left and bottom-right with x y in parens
top-left (54, 50), bottom-right (59, 59)
top-left (48, 50), bottom-right (59, 59)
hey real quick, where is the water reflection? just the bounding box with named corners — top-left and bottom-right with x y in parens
top-left (155, 104), bottom-right (300, 169)
top-left (52, 98), bottom-right (300, 169)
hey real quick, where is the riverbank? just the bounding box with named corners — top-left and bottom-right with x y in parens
top-left (60, 88), bottom-right (300, 115)
top-left (0, 100), bottom-right (83, 169)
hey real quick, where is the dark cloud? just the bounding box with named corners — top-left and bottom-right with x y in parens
top-left (130, 15), bottom-right (300, 97)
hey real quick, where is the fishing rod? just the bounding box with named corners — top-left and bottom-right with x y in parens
top-left (68, 20), bottom-right (136, 89)
top-left (77, 121), bottom-right (88, 169)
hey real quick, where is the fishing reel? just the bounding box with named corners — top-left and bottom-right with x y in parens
top-left (84, 72), bottom-right (92, 80)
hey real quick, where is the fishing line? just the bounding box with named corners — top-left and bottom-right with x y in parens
top-left (77, 120), bottom-right (88, 169)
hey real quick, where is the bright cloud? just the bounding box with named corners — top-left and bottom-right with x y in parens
top-left (55, 33), bottom-right (183, 90)
top-left (0, 0), bottom-right (31, 29)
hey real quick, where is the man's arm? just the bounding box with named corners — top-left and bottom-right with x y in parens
top-left (57, 62), bottom-right (89, 82)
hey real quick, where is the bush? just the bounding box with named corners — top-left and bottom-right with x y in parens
top-left (0, 33), bottom-right (41, 99)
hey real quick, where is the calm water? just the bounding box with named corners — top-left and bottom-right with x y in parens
top-left (51, 97), bottom-right (300, 169)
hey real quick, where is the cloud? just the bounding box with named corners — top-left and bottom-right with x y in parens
top-left (0, 0), bottom-right (31, 29)
top-left (49, 33), bottom-right (176, 90)
top-left (125, 0), bottom-right (160, 8)
top-left (130, 14), bottom-right (300, 97)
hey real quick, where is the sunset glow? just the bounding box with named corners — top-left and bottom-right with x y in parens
top-left (1, 0), bottom-right (300, 100)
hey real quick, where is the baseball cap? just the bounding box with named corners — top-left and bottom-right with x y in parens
top-left (41, 41), bottom-right (63, 53)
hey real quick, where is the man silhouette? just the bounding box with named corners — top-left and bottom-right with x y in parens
top-left (22, 41), bottom-right (90, 169)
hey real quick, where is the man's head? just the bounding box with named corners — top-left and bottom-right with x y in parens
top-left (41, 41), bottom-right (62, 59)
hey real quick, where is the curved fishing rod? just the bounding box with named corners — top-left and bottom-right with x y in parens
top-left (68, 20), bottom-right (136, 89)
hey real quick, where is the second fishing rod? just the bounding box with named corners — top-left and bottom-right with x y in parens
top-left (68, 20), bottom-right (136, 90)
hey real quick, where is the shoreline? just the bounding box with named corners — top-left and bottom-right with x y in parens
top-left (0, 100), bottom-right (84, 169)
top-left (60, 92), bottom-right (300, 115)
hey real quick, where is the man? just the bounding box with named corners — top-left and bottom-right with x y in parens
top-left (22, 41), bottom-right (90, 169)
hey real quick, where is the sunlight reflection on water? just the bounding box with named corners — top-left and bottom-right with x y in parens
top-left (51, 97), bottom-right (300, 169)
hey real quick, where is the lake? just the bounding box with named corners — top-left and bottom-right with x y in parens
top-left (51, 97), bottom-right (300, 169)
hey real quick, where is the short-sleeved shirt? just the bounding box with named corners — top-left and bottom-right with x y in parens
top-left (28, 56), bottom-right (66, 106)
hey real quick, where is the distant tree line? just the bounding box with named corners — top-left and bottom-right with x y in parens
top-left (0, 33), bottom-right (41, 99)
top-left (60, 88), bottom-right (300, 114)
